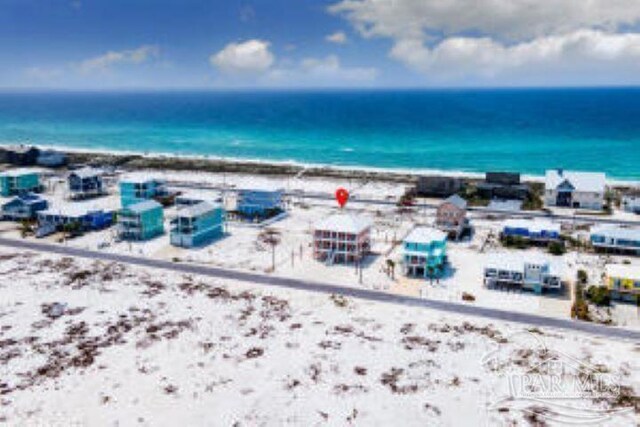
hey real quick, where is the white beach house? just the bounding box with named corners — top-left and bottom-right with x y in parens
top-left (313, 213), bottom-right (372, 264)
top-left (483, 253), bottom-right (563, 294)
top-left (544, 169), bottom-right (606, 210)
top-left (622, 190), bottom-right (640, 214)
top-left (590, 225), bottom-right (640, 255)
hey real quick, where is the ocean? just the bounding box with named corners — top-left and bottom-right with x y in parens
top-left (0, 89), bottom-right (639, 179)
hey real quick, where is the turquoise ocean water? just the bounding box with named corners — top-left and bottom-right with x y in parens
top-left (0, 89), bottom-right (638, 179)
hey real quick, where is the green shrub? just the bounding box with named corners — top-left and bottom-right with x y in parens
top-left (585, 286), bottom-right (611, 307)
top-left (548, 241), bottom-right (566, 256)
top-left (501, 235), bottom-right (529, 249)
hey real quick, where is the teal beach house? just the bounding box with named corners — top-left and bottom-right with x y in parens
top-left (0, 169), bottom-right (40, 196)
top-left (119, 174), bottom-right (168, 208)
top-left (117, 200), bottom-right (164, 241)
top-left (402, 227), bottom-right (448, 278)
top-left (170, 202), bottom-right (225, 248)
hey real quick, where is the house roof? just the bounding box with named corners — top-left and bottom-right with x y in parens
top-left (120, 172), bottom-right (165, 185)
top-left (238, 186), bottom-right (284, 194)
top-left (126, 199), bottom-right (163, 213)
top-left (545, 170), bottom-right (606, 193)
top-left (485, 252), bottom-right (561, 273)
top-left (69, 167), bottom-right (102, 180)
top-left (0, 168), bottom-right (39, 178)
top-left (314, 213), bottom-right (372, 234)
top-left (606, 264), bottom-right (640, 280)
top-left (487, 199), bottom-right (522, 212)
top-left (503, 218), bottom-right (560, 233)
top-left (176, 190), bottom-right (222, 203)
top-left (485, 253), bottom-right (526, 271)
top-left (40, 203), bottom-right (113, 218)
top-left (404, 226), bottom-right (447, 244)
top-left (176, 202), bottom-right (221, 218)
top-left (622, 188), bottom-right (640, 199)
top-left (591, 225), bottom-right (640, 241)
top-left (442, 194), bottom-right (467, 210)
top-left (6, 145), bottom-right (38, 154)
top-left (3, 193), bottom-right (45, 207)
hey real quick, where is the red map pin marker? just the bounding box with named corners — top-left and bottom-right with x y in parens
top-left (335, 187), bottom-right (349, 208)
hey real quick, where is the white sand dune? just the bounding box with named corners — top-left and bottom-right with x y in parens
top-left (0, 249), bottom-right (637, 426)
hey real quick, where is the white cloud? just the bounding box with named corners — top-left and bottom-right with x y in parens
top-left (210, 39), bottom-right (275, 75)
top-left (267, 55), bottom-right (377, 86)
top-left (326, 31), bottom-right (348, 44)
top-left (390, 30), bottom-right (640, 82)
top-left (209, 38), bottom-right (375, 86)
top-left (330, 0), bottom-right (640, 84)
top-left (79, 45), bottom-right (160, 73)
top-left (330, 0), bottom-right (640, 42)
top-left (25, 66), bottom-right (63, 81)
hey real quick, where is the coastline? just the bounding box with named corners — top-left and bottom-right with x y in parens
top-left (13, 143), bottom-right (639, 187)
top-left (14, 143), bottom-right (485, 184)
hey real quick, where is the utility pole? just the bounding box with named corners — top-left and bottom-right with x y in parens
top-left (271, 243), bottom-right (275, 272)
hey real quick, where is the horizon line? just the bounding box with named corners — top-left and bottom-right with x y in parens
top-left (1, 85), bottom-right (640, 94)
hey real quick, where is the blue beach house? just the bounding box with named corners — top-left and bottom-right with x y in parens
top-left (170, 202), bottom-right (225, 248)
top-left (501, 219), bottom-right (561, 241)
top-left (402, 227), bottom-right (448, 278)
top-left (1, 193), bottom-right (48, 220)
top-left (0, 169), bottom-right (41, 197)
top-left (119, 174), bottom-right (168, 208)
top-left (37, 206), bottom-right (114, 236)
top-left (68, 168), bottom-right (104, 200)
top-left (236, 186), bottom-right (284, 218)
top-left (117, 200), bottom-right (164, 241)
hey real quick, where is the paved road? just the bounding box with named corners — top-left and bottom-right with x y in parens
top-left (172, 182), bottom-right (640, 227)
top-left (1, 237), bottom-right (638, 341)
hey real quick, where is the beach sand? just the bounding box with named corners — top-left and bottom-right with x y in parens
top-left (0, 248), bottom-right (638, 426)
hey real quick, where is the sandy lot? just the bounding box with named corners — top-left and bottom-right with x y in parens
top-left (0, 249), bottom-right (638, 426)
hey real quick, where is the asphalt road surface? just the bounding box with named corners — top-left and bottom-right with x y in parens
top-left (1, 237), bottom-right (639, 341)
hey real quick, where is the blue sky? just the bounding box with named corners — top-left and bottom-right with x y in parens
top-left (2, 0), bottom-right (640, 89)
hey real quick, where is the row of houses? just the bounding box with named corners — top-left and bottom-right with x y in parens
top-left (309, 208), bottom-right (640, 295)
top-left (311, 212), bottom-right (449, 278)
top-left (418, 169), bottom-right (616, 212)
top-left (114, 175), bottom-right (283, 245)
top-left (1, 167), bottom-right (638, 296)
top-left (0, 168), bottom-right (285, 248)
top-left (0, 167), bottom-right (104, 199)
top-left (499, 217), bottom-right (640, 255)
top-left (310, 212), bottom-right (564, 293)
top-left (0, 145), bottom-right (67, 167)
